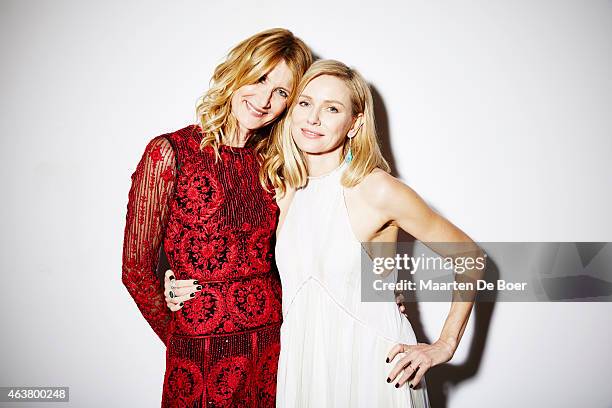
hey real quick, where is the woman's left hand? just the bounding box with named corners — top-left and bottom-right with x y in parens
top-left (386, 340), bottom-right (455, 388)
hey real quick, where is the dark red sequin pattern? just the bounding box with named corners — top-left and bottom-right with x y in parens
top-left (122, 125), bottom-right (281, 407)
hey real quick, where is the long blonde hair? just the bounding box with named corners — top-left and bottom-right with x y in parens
top-left (261, 59), bottom-right (390, 196)
top-left (195, 28), bottom-right (312, 158)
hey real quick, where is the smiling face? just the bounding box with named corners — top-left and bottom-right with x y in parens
top-left (230, 60), bottom-right (294, 134)
top-left (291, 74), bottom-right (360, 156)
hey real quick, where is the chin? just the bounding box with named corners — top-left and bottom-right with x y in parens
top-left (237, 115), bottom-right (264, 131)
top-left (294, 139), bottom-right (324, 155)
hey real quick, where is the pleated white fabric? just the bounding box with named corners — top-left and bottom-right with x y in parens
top-left (275, 163), bottom-right (429, 407)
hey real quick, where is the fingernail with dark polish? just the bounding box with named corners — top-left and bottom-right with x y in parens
top-left (385, 358), bottom-right (389, 363)
top-left (409, 383), bottom-right (414, 389)
top-left (196, 285), bottom-right (202, 290)
top-left (395, 383), bottom-right (399, 388)
top-left (169, 276), bottom-right (175, 280)
top-left (386, 378), bottom-right (391, 383)
top-left (179, 302), bottom-right (184, 306)
top-left (193, 280), bottom-right (199, 285)
top-left (190, 293), bottom-right (195, 298)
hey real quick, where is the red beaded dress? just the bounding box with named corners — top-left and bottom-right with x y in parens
top-left (122, 124), bottom-right (282, 408)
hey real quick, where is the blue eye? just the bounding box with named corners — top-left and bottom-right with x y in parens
top-left (298, 100), bottom-right (309, 107)
top-left (277, 89), bottom-right (288, 98)
top-left (328, 106), bottom-right (339, 113)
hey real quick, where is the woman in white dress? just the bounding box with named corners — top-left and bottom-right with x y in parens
top-left (260, 59), bottom-right (484, 407)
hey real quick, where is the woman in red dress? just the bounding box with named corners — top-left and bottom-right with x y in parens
top-left (121, 28), bottom-right (312, 407)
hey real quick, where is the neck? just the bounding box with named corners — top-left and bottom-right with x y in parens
top-left (305, 145), bottom-right (343, 177)
top-left (228, 125), bottom-right (254, 148)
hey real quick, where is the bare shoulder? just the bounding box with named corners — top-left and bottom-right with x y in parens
top-left (275, 187), bottom-right (296, 208)
top-left (355, 169), bottom-right (418, 209)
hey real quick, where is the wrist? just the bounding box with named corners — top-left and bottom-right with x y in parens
top-left (436, 337), bottom-right (457, 357)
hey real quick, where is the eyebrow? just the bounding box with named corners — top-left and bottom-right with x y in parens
top-left (299, 94), bottom-right (346, 107)
top-left (260, 74), bottom-right (292, 92)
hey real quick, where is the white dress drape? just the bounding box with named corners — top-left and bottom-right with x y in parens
top-left (275, 163), bottom-right (430, 407)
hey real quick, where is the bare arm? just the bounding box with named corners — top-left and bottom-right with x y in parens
top-left (359, 171), bottom-right (485, 387)
top-left (379, 174), bottom-right (482, 351)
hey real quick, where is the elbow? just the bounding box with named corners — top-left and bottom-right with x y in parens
top-left (121, 265), bottom-right (135, 294)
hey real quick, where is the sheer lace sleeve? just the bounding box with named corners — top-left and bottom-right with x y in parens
top-left (122, 135), bottom-right (177, 346)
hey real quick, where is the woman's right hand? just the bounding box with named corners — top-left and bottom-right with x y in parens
top-left (164, 269), bottom-right (202, 311)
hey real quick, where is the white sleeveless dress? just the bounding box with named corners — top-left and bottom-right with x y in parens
top-left (275, 163), bottom-right (430, 407)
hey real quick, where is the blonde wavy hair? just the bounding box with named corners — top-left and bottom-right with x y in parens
top-left (261, 59), bottom-right (390, 196)
top-left (194, 28), bottom-right (312, 157)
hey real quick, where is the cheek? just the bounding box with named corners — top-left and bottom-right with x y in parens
top-left (270, 96), bottom-right (288, 117)
top-left (330, 122), bottom-right (346, 137)
top-left (290, 122), bottom-right (301, 140)
top-left (230, 91), bottom-right (243, 115)
top-left (323, 118), bottom-right (350, 145)
top-left (291, 107), bottom-right (307, 125)
top-left (332, 116), bottom-right (353, 137)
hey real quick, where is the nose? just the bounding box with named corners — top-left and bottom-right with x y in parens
top-left (307, 108), bottom-right (320, 126)
top-left (254, 87), bottom-right (273, 109)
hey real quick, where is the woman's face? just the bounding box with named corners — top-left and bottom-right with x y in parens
top-left (291, 75), bottom-right (356, 155)
top-left (231, 60), bottom-right (294, 133)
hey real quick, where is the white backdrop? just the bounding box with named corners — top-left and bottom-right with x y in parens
top-left (1, 0), bottom-right (611, 407)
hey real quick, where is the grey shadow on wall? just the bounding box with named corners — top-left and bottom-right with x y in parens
top-left (370, 85), bottom-right (399, 177)
top-left (394, 235), bottom-right (499, 408)
top-left (371, 84), bottom-right (497, 408)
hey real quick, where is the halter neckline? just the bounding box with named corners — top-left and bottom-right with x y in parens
top-left (307, 162), bottom-right (346, 180)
